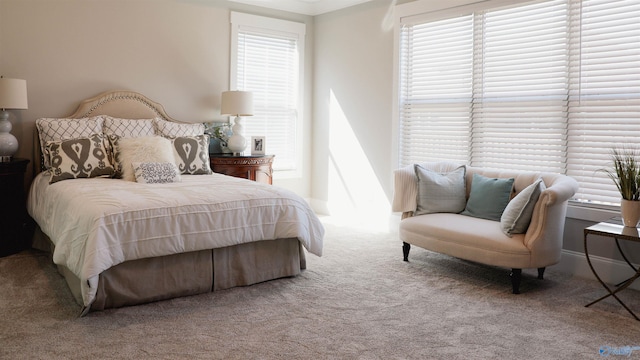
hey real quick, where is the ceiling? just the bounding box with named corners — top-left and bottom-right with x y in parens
top-left (228, 0), bottom-right (372, 16)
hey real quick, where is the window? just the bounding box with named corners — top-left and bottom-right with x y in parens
top-left (396, 0), bottom-right (640, 206)
top-left (230, 12), bottom-right (306, 172)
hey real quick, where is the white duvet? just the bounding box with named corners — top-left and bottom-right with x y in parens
top-left (27, 172), bottom-right (324, 307)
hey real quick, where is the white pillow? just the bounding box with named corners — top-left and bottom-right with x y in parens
top-left (116, 136), bottom-right (175, 182)
top-left (132, 162), bottom-right (181, 184)
top-left (103, 116), bottom-right (156, 138)
top-left (36, 116), bottom-right (105, 169)
top-left (414, 164), bottom-right (467, 215)
top-left (500, 179), bottom-right (546, 236)
top-left (154, 118), bottom-right (205, 137)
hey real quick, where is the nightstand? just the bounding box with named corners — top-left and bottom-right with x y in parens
top-left (0, 158), bottom-right (30, 257)
top-left (210, 154), bottom-right (274, 184)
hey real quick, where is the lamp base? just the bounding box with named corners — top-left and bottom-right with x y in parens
top-left (227, 115), bottom-right (247, 155)
top-left (0, 111), bottom-right (18, 161)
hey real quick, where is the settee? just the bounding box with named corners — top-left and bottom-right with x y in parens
top-left (392, 162), bottom-right (579, 294)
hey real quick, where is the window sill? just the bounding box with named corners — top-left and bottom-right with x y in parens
top-left (566, 203), bottom-right (619, 223)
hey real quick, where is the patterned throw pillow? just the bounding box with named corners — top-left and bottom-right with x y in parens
top-left (36, 116), bottom-right (105, 170)
top-left (46, 133), bottom-right (114, 184)
top-left (132, 162), bottom-right (181, 184)
top-left (167, 134), bottom-right (212, 175)
top-left (105, 134), bottom-right (123, 177)
top-left (154, 118), bottom-right (205, 137)
top-left (103, 116), bottom-right (156, 138)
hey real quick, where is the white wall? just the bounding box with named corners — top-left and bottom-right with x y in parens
top-left (0, 0), bottom-right (314, 196)
top-left (312, 0), bottom-right (395, 227)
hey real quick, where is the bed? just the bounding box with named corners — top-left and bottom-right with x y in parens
top-left (27, 90), bottom-right (324, 315)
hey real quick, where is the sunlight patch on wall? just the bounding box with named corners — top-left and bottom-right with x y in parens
top-left (327, 90), bottom-right (390, 230)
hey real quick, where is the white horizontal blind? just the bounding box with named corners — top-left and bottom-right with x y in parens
top-left (567, 0), bottom-right (640, 205)
top-left (232, 13), bottom-right (305, 171)
top-left (471, 0), bottom-right (568, 172)
top-left (398, 0), bottom-right (640, 206)
top-left (399, 16), bottom-right (474, 166)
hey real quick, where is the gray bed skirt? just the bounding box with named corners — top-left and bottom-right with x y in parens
top-left (32, 227), bottom-right (306, 313)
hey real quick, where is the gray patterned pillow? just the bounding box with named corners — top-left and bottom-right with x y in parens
top-left (154, 118), bottom-right (205, 137)
top-left (103, 116), bottom-right (156, 138)
top-left (132, 162), bottom-right (181, 184)
top-left (46, 133), bottom-right (114, 184)
top-left (167, 134), bottom-right (212, 175)
top-left (36, 116), bottom-right (105, 170)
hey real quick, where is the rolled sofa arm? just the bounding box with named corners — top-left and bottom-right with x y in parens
top-left (524, 174), bottom-right (579, 253)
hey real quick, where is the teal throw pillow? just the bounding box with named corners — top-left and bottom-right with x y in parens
top-left (500, 179), bottom-right (546, 236)
top-left (461, 173), bottom-right (514, 221)
top-left (414, 164), bottom-right (466, 215)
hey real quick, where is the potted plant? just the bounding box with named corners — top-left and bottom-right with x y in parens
top-left (601, 148), bottom-right (640, 227)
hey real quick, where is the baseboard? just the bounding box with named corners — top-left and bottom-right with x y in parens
top-left (555, 249), bottom-right (640, 291)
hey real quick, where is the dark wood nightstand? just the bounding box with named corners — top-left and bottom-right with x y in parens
top-left (0, 158), bottom-right (30, 257)
top-left (209, 154), bottom-right (274, 184)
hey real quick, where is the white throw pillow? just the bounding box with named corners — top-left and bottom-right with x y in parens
top-left (500, 179), bottom-right (546, 236)
top-left (414, 164), bottom-right (467, 215)
top-left (154, 118), bottom-right (205, 137)
top-left (116, 136), bottom-right (175, 182)
top-left (103, 116), bottom-right (156, 138)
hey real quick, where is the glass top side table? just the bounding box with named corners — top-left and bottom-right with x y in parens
top-left (583, 217), bottom-right (640, 321)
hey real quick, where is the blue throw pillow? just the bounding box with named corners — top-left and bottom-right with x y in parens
top-left (461, 173), bottom-right (514, 221)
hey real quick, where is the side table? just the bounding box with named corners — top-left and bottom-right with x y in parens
top-left (584, 217), bottom-right (640, 320)
top-left (209, 154), bottom-right (274, 185)
top-left (0, 158), bottom-right (30, 257)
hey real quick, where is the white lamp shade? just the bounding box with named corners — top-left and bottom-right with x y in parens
top-left (0, 78), bottom-right (28, 110)
top-left (220, 91), bottom-right (253, 116)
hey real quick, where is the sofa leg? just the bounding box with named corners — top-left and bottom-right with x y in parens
top-left (511, 269), bottom-right (522, 294)
top-left (537, 267), bottom-right (546, 280)
top-left (402, 242), bottom-right (411, 262)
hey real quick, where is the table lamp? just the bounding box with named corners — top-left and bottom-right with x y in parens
top-left (221, 90), bottom-right (253, 155)
top-left (0, 77), bottom-right (28, 162)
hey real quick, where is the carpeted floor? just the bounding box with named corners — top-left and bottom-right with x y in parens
top-left (1, 219), bottom-right (639, 359)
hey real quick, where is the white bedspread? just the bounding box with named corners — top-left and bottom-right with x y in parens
top-left (28, 172), bottom-right (324, 307)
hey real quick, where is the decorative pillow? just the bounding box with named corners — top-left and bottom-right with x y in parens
top-left (501, 179), bottom-right (546, 236)
top-left (154, 118), bottom-right (205, 137)
top-left (46, 133), bottom-right (114, 184)
top-left (116, 136), bottom-right (176, 182)
top-left (105, 134), bottom-right (123, 177)
top-left (414, 164), bottom-right (466, 216)
top-left (36, 116), bottom-right (104, 169)
top-left (461, 173), bottom-right (515, 221)
top-left (167, 134), bottom-right (213, 175)
top-left (103, 116), bottom-right (156, 138)
top-left (132, 162), bottom-right (181, 184)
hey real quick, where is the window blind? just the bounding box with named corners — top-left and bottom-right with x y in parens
top-left (567, 0), bottom-right (640, 204)
top-left (398, 0), bottom-right (640, 206)
top-left (231, 13), bottom-right (305, 172)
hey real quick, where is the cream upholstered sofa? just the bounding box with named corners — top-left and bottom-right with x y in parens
top-left (393, 162), bottom-right (578, 294)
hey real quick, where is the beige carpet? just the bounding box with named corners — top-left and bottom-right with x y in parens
top-left (1, 219), bottom-right (639, 359)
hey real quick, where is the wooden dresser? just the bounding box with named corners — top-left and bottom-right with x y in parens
top-left (209, 154), bottom-right (274, 185)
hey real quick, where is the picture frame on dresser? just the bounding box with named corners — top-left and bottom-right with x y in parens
top-left (251, 136), bottom-right (265, 155)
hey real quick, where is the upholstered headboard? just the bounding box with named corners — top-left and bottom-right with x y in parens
top-left (33, 90), bottom-right (186, 174)
top-left (66, 90), bottom-right (180, 122)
